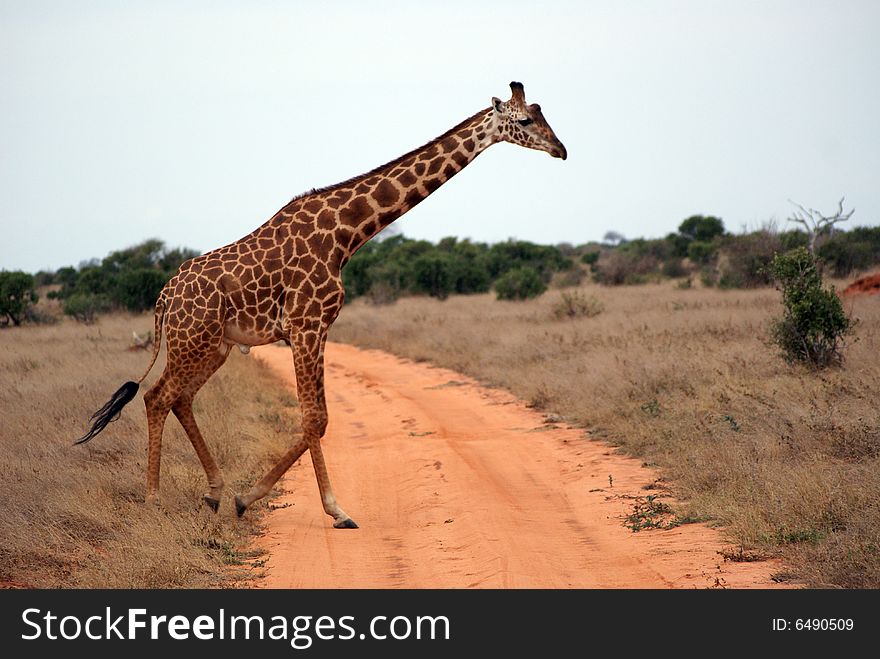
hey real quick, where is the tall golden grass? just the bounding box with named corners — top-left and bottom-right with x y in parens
top-left (0, 313), bottom-right (297, 587)
top-left (331, 280), bottom-right (880, 588)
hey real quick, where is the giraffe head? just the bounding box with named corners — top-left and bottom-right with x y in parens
top-left (491, 81), bottom-right (567, 160)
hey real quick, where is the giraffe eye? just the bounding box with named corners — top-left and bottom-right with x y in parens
top-left (517, 118), bottom-right (534, 127)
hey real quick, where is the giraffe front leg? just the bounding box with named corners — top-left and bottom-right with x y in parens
top-left (295, 328), bottom-right (357, 529)
top-left (234, 326), bottom-right (357, 527)
top-left (307, 429), bottom-right (358, 529)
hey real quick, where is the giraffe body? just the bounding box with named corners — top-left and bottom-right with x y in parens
top-left (77, 82), bottom-right (566, 527)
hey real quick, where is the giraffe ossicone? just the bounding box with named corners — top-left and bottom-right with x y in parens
top-left (75, 82), bottom-right (566, 528)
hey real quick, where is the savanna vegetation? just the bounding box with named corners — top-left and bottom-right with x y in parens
top-left (0, 314), bottom-right (298, 587)
top-left (341, 234), bottom-right (569, 303)
top-left (3, 200), bottom-right (878, 588)
top-left (37, 239), bottom-right (199, 323)
top-left (9, 202), bottom-right (880, 327)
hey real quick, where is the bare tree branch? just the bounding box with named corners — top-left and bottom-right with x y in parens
top-left (786, 197), bottom-right (854, 254)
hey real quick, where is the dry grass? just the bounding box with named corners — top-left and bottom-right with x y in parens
top-left (0, 313), bottom-right (298, 588)
top-left (331, 281), bottom-right (880, 588)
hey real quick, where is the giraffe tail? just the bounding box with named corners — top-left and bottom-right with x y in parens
top-left (74, 297), bottom-right (167, 445)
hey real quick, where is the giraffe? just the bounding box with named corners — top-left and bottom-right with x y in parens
top-left (75, 81), bottom-right (567, 529)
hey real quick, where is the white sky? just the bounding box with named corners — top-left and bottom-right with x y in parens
top-left (2, 0), bottom-right (878, 273)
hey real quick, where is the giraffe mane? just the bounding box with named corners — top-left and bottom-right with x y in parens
top-left (287, 107), bottom-right (490, 204)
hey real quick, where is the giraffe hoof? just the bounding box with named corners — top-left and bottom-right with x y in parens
top-left (203, 495), bottom-right (220, 513)
top-left (234, 496), bottom-right (248, 518)
top-left (334, 518), bottom-right (359, 529)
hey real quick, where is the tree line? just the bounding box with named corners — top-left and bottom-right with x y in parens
top-left (342, 235), bottom-right (570, 303)
top-left (3, 239), bottom-right (199, 324)
top-left (2, 210), bottom-right (879, 326)
top-left (588, 212), bottom-right (880, 288)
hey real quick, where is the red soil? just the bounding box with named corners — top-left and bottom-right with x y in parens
top-left (249, 342), bottom-right (787, 589)
top-left (842, 273), bottom-right (880, 296)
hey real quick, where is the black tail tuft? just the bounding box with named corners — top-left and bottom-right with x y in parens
top-left (74, 381), bottom-right (140, 445)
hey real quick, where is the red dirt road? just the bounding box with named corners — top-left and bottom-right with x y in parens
top-left (251, 343), bottom-right (785, 588)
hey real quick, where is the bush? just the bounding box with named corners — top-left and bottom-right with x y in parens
top-left (553, 266), bottom-right (586, 288)
top-left (699, 269), bottom-right (717, 288)
top-left (619, 237), bottom-right (676, 262)
top-left (0, 271), bottom-right (38, 326)
top-left (63, 293), bottom-right (111, 324)
top-left (817, 226), bottom-right (880, 277)
top-left (115, 268), bottom-right (168, 311)
top-left (768, 248), bottom-right (854, 368)
top-left (678, 215), bottom-right (725, 242)
top-left (486, 240), bottom-right (568, 280)
top-left (411, 253), bottom-right (456, 300)
top-left (366, 281), bottom-right (401, 305)
top-left (687, 240), bottom-right (717, 265)
top-left (343, 236), bottom-right (561, 302)
top-left (661, 257), bottom-right (687, 278)
top-left (494, 267), bottom-right (546, 300)
top-left (580, 251), bottom-right (599, 266)
top-left (593, 250), bottom-right (658, 285)
top-left (33, 270), bottom-right (56, 287)
top-left (551, 291), bottom-right (603, 319)
top-left (717, 231), bottom-right (781, 289)
top-left (50, 239), bottom-right (199, 319)
top-left (24, 306), bottom-right (60, 325)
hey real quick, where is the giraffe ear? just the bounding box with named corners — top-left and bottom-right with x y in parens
top-left (492, 97), bottom-right (503, 113)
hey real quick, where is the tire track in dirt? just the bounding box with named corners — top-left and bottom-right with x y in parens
top-left (251, 342), bottom-right (786, 588)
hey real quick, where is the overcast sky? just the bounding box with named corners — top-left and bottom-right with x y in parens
top-left (2, 0), bottom-right (878, 273)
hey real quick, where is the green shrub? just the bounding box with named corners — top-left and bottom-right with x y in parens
top-left (580, 251), bottom-right (600, 266)
top-left (768, 248), bottom-right (854, 368)
top-left (486, 240), bottom-right (568, 280)
top-left (618, 237), bottom-right (674, 261)
top-left (63, 293), bottom-right (111, 324)
top-left (0, 271), bottom-right (39, 326)
top-left (665, 232), bottom-right (691, 258)
top-left (33, 270), bottom-right (56, 287)
top-left (817, 226), bottom-right (880, 277)
top-left (411, 253), bottom-right (456, 300)
top-left (48, 239), bottom-right (199, 320)
top-left (494, 267), bottom-right (546, 300)
top-left (666, 216), bottom-right (726, 259)
top-left (687, 240), bottom-right (717, 265)
top-left (343, 236), bottom-right (558, 302)
top-left (779, 230), bottom-right (809, 252)
top-left (678, 215), bottom-right (725, 242)
top-left (115, 268), bottom-right (167, 311)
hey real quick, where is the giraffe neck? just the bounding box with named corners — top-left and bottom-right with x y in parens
top-left (280, 108), bottom-right (497, 267)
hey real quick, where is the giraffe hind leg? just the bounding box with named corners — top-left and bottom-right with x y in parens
top-left (173, 398), bottom-right (226, 512)
top-left (172, 346), bottom-right (231, 512)
top-left (143, 373), bottom-right (176, 506)
top-left (234, 437), bottom-right (308, 516)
